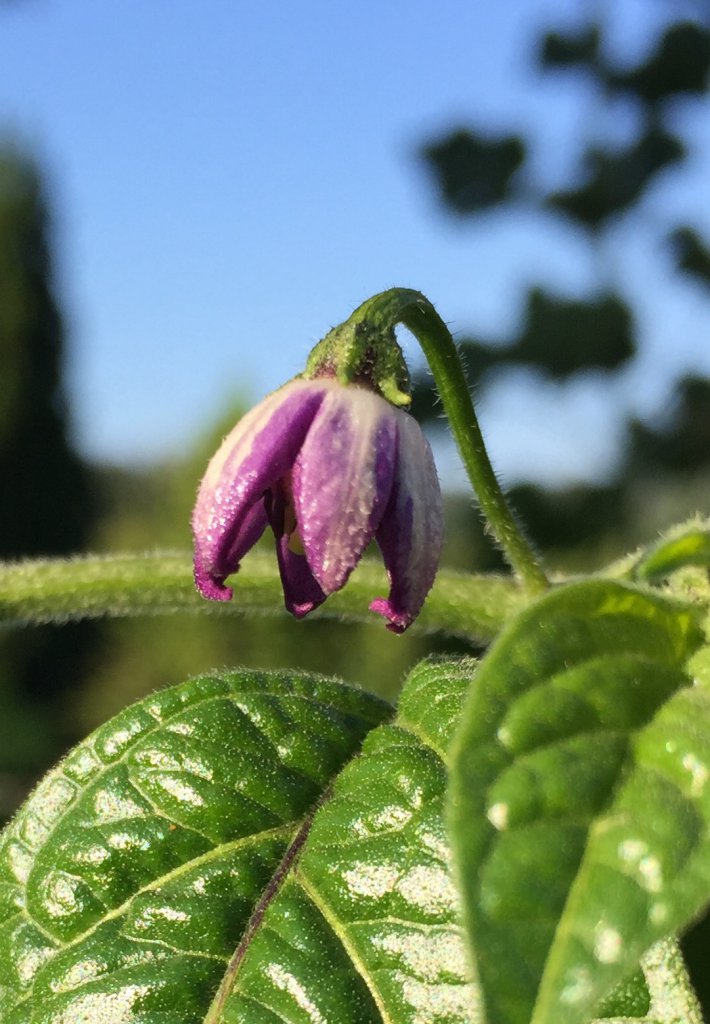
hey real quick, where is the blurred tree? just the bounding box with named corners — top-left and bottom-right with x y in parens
top-left (415, 11), bottom-right (710, 569)
top-left (629, 375), bottom-right (710, 473)
top-left (605, 21), bottom-right (710, 104)
top-left (670, 225), bottom-right (710, 288)
top-left (0, 148), bottom-right (98, 786)
top-left (0, 150), bottom-right (93, 557)
top-left (546, 125), bottom-right (685, 231)
top-left (422, 129), bottom-right (525, 214)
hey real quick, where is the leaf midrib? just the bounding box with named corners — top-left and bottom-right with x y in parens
top-left (293, 711), bottom-right (457, 1024)
top-left (6, 822), bottom-right (299, 1016)
top-left (203, 709), bottom-right (458, 1023)
top-left (204, 791), bottom-right (329, 1024)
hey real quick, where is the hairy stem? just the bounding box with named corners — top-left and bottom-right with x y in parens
top-left (0, 551), bottom-right (525, 643)
top-left (355, 288), bottom-right (549, 594)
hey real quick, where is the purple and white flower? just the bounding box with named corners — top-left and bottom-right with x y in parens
top-left (192, 377), bottom-right (443, 632)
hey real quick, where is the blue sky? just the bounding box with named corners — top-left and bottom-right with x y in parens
top-left (2, 0), bottom-right (710, 487)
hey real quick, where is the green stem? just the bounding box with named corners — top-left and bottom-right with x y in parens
top-left (356, 288), bottom-right (549, 594)
top-left (0, 552), bottom-right (525, 643)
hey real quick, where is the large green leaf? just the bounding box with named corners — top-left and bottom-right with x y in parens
top-left (447, 579), bottom-right (707, 1024)
top-left (0, 660), bottom-right (482, 1022)
top-left (0, 669), bottom-right (389, 1022)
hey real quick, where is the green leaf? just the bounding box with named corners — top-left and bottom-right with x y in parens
top-left (640, 939), bottom-right (704, 1024)
top-left (213, 656), bottom-right (481, 1022)
top-left (634, 522), bottom-right (710, 583)
top-left (0, 669), bottom-right (390, 1022)
top-left (447, 579), bottom-right (706, 1024)
top-left (592, 939), bottom-right (703, 1023)
top-left (593, 967), bottom-right (650, 1020)
top-left (0, 658), bottom-right (484, 1022)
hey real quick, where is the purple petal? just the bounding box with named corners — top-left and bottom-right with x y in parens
top-left (294, 385), bottom-right (397, 594)
top-left (192, 379), bottom-right (327, 600)
top-left (370, 412), bottom-right (443, 633)
top-left (274, 535), bottom-right (328, 618)
top-left (193, 500), bottom-right (268, 600)
top-left (265, 482), bottom-right (326, 617)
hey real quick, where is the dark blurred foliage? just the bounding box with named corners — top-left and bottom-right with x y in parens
top-left (546, 126), bottom-right (684, 230)
top-left (540, 24), bottom-right (600, 69)
top-left (542, 19), bottom-right (710, 101)
top-left (670, 225), bottom-right (710, 288)
top-left (606, 21), bottom-right (710, 103)
top-left (506, 289), bottom-right (635, 376)
top-left (422, 129), bottom-right (525, 214)
top-left (0, 148), bottom-right (99, 790)
top-left (629, 375), bottom-right (710, 473)
top-left (411, 289), bottom-right (634, 424)
top-left (0, 152), bottom-right (94, 557)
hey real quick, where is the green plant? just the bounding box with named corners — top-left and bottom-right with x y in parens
top-left (1, 290), bottom-right (708, 1023)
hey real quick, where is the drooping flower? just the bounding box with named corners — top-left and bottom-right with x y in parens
top-left (192, 376), bottom-right (443, 632)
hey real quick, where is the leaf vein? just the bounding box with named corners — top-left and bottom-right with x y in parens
top-left (296, 869), bottom-right (392, 1024)
top-left (28, 822), bottom-right (295, 955)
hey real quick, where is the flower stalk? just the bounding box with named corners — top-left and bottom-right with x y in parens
top-left (192, 287), bottom-right (546, 627)
top-left (342, 288), bottom-right (549, 595)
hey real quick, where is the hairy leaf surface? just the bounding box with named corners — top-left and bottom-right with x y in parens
top-left (212, 656), bottom-right (481, 1022)
top-left (448, 579), bottom-right (706, 1024)
top-left (0, 670), bottom-right (389, 1022)
top-left (593, 938), bottom-right (703, 1024)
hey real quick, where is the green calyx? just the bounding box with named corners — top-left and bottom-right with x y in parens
top-left (303, 306), bottom-right (411, 407)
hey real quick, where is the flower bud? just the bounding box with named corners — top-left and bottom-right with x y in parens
top-left (192, 377), bottom-right (443, 632)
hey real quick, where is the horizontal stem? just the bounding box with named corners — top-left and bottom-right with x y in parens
top-left (0, 551), bottom-right (525, 644)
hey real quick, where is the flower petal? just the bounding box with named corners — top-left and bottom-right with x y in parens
top-left (265, 481), bottom-right (327, 617)
top-left (193, 499), bottom-right (268, 600)
top-left (192, 379), bottom-right (327, 599)
top-left (274, 536), bottom-right (327, 618)
top-left (370, 413), bottom-right (443, 633)
top-left (294, 386), bottom-right (397, 593)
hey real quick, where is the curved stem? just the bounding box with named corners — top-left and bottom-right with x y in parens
top-left (355, 289), bottom-right (549, 594)
top-left (0, 551), bottom-right (525, 644)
